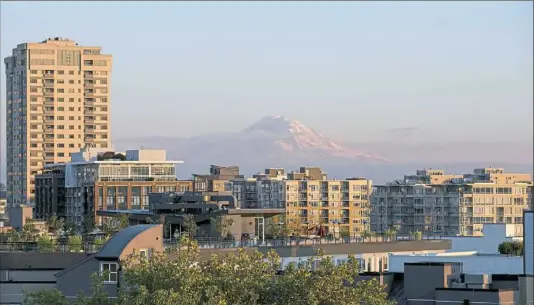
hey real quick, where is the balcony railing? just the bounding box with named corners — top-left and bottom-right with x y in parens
top-left (0, 242), bottom-right (103, 253)
top-left (166, 234), bottom-right (444, 250)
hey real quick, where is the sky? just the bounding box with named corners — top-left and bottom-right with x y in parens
top-left (0, 1), bottom-right (533, 179)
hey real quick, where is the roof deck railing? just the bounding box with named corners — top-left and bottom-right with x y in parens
top-left (0, 234), bottom-right (443, 252)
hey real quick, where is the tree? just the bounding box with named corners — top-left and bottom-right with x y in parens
top-left (340, 227), bottom-right (350, 238)
top-left (21, 218), bottom-right (40, 242)
top-left (94, 237), bottom-right (108, 248)
top-left (266, 215), bottom-right (291, 239)
top-left (182, 214), bottom-right (198, 238)
top-left (410, 231), bottom-right (423, 241)
top-left (210, 216), bottom-right (235, 240)
top-left (46, 215), bottom-right (65, 237)
top-left (24, 288), bottom-right (70, 305)
top-left (0, 228), bottom-right (21, 242)
top-left (498, 241), bottom-right (523, 256)
top-left (287, 217), bottom-right (305, 237)
top-left (37, 236), bottom-right (57, 252)
top-left (361, 230), bottom-right (374, 242)
top-left (384, 228), bottom-right (397, 242)
top-left (97, 152), bottom-right (125, 161)
top-left (82, 217), bottom-right (95, 235)
top-left (24, 237), bottom-right (395, 305)
top-left (64, 221), bottom-right (77, 237)
top-left (68, 235), bottom-right (84, 252)
top-left (102, 214), bottom-right (130, 237)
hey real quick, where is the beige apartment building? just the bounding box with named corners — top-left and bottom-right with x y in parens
top-left (231, 167), bottom-right (373, 236)
top-left (192, 165), bottom-right (242, 192)
top-left (370, 168), bottom-right (533, 236)
top-left (4, 37), bottom-right (112, 208)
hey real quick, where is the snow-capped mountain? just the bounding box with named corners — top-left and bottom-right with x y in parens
top-left (114, 116), bottom-right (388, 173)
top-left (113, 116), bottom-right (532, 180)
top-left (239, 116), bottom-right (387, 160)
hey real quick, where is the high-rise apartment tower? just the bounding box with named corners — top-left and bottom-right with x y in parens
top-left (4, 37), bottom-right (112, 208)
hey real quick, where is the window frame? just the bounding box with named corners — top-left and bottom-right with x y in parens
top-left (100, 262), bottom-right (119, 284)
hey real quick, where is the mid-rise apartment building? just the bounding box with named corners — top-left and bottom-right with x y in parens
top-left (35, 148), bottom-right (192, 229)
top-left (192, 165), bottom-right (242, 192)
top-left (4, 37), bottom-right (112, 208)
top-left (232, 168), bottom-right (287, 209)
top-left (370, 168), bottom-right (532, 236)
top-left (232, 167), bottom-right (372, 235)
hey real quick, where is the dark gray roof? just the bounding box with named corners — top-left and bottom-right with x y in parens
top-left (0, 252), bottom-right (90, 270)
top-left (96, 224), bottom-right (157, 259)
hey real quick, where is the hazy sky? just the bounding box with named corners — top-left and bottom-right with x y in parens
top-left (1, 1), bottom-right (532, 151)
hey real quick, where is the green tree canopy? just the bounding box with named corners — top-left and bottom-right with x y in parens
top-left (25, 238), bottom-right (394, 305)
top-left (21, 218), bottom-right (40, 242)
top-left (46, 215), bottom-right (65, 237)
top-left (498, 241), bottom-right (523, 256)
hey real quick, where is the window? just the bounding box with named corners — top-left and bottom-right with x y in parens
top-left (69, 80), bottom-right (75, 84)
top-left (139, 249), bottom-right (148, 259)
top-left (57, 88), bottom-right (64, 93)
top-left (100, 262), bottom-right (118, 283)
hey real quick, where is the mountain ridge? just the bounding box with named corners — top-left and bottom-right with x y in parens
top-left (113, 116), bottom-right (533, 181)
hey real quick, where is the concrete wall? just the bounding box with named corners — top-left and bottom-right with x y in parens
top-left (257, 240), bottom-right (451, 258)
top-left (389, 254), bottom-right (523, 275)
top-left (355, 273), bottom-right (394, 294)
top-left (518, 275), bottom-right (533, 305)
top-left (525, 211), bottom-right (533, 275)
top-left (404, 263), bottom-right (461, 305)
top-left (126, 149), bottom-right (167, 162)
top-left (434, 288), bottom-right (516, 305)
top-left (8, 205), bottom-right (33, 229)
